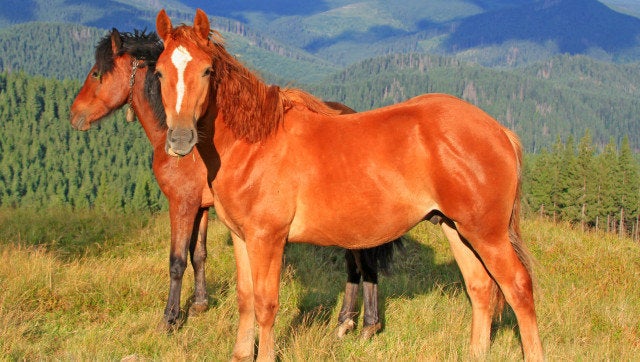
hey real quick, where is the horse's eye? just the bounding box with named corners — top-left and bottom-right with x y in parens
top-left (203, 67), bottom-right (213, 77)
top-left (91, 71), bottom-right (101, 80)
top-left (155, 70), bottom-right (163, 79)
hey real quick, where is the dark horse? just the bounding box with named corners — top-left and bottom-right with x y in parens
top-left (70, 29), bottom-right (211, 330)
top-left (153, 9), bottom-right (543, 361)
top-left (68, 29), bottom-right (399, 337)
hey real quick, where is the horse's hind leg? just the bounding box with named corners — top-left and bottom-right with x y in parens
top-left (361, 281), bottom-right (381, 339)
top-left (458, 225), bottom-right (543, 361)
top-left (336, 250), bottom-right (360, 338)
top-left (360, 249), bottom-right (381, 339)
top-left (441, 221), bottom-right (497, 358)
top-left (189, 207), bottom-right (209, 315)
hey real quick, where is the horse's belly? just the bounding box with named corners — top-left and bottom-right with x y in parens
top-left (288, 194), bottom-right (433, 248)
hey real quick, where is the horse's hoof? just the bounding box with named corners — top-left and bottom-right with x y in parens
top-left (156, 313), bottom-right (184, 333)
top-left (188, 301), bottom-right (209, 316)
top-left (230, 354), bottom-right (253, 362)
top-left (335, 318), bottom-right (355, 338)
top-left (360, 322), bottom-right (381, 340)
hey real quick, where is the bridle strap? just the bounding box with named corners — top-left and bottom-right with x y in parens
top-left (126, 59), bottom-right (140, 122)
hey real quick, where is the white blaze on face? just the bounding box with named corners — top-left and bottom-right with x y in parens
top-left (171, 46), bottom-right (193, 114)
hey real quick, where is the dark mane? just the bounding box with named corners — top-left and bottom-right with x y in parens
top-left (95, 29), bottom-right (163, 75)
top-left (95, 29), bottom-right (166, 128)
top-left (169, 25), bottom-right (339, 142)
top-left (144, 66), bottom-right (167, 129)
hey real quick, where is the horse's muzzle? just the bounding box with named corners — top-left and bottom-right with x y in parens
top-left (70, 114), bottom-right (90, 131)
top-left (166, 127), bottom-right (197, 157)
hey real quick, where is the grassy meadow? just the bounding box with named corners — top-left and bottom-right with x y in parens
top-left (1, 207), bottom-right (639, 360)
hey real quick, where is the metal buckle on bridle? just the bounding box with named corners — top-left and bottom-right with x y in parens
top-left (126, 59), bottom-right (140, 123)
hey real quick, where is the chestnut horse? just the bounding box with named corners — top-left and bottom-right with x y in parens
top-left (155, 9), bottom-right (543, 361)
top-left (68, 28), bottom-right (396, 337)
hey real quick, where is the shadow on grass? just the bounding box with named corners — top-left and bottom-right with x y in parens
top-left (282, 230), bottom-right (520, 343)
top-left (282, 233), bottom-right (461, 329)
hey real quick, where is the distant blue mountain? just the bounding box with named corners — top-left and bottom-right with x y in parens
top-left (179, 0), bottom-right (331, 17)
top-left (445, 0), bottom-right (640, 54)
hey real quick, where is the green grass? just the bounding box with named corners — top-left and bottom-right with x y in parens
top-left (1, 207), bottom-right (639, 360)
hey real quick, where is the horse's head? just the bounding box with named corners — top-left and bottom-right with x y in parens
top-left (155, 8), bottom-right (215, 157)
top-left (70, 29), bottom-right (163, 131)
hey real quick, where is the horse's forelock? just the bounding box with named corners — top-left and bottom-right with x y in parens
top-left (95, 32), bottom-right (116, 76)
top-left (119, 30), bottom-right (164, 63)
top-left (94, 30), bottom-right (163, 76)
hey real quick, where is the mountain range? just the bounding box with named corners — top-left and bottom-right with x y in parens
top-left (1, 0), bottom-right (640, 73)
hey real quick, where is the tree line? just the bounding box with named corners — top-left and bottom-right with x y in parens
top-left (524, 131), bottom-right (640, 238)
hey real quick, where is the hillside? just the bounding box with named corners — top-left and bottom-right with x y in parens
top-left (0, 23), bottom-right (103, 80)
top-left (0, 0), bottom-right (193, 29)
top-left (1, 1), bottom-right (640, 68)
top-left (181, 0), bottom-right (640, 66)
top-left (308, 53), bottom-right (640, 153)
top-left (0, 22), bottom-right (337, 83)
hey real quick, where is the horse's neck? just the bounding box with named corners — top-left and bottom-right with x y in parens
top-left (131, 69), bottom-right (165, 151)
top-left (217, 78), bottom-right (283, 143)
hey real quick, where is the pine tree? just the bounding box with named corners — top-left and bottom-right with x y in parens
top-left (575, 130), bottom-right (596, 227)
top-left (130, 171), bottom-right (152, 213)
top-left (617, 136), bottom-right (640, 233)
top-left (598, 138), bottom-right (620, 232)
top-left (524, 149), bottom-right (554, 216)
top-left (558, 135), bottom-right (583, 222)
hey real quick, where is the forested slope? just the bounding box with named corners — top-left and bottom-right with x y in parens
top-left (0, 21), bottom-right (337, 84)
top-left (0, 23), bottom-right (104, 80)
top-left (309, 53), bottom-right (640, 153)
top-left (0, 71), bottom-right (165, 211)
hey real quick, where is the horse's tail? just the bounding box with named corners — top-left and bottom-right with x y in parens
top-left (492, 128), bottom-right (535, 320)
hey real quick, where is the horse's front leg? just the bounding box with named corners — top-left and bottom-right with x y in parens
top-left (246, 234), bottom-right (286, 362)
top-left (161, 202), bottom-right (200, 330)
top-left (231, 233), bottom-right (256, 361)
top-left (189, 207), bottom-right (209, 315)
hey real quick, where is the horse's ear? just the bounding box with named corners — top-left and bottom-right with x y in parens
top-left (110, 28), bottom-right (122, 54)
top-left (193, 8), bottom-right (210, 41)
top-left (156, 9), bottom-right (172, 41)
